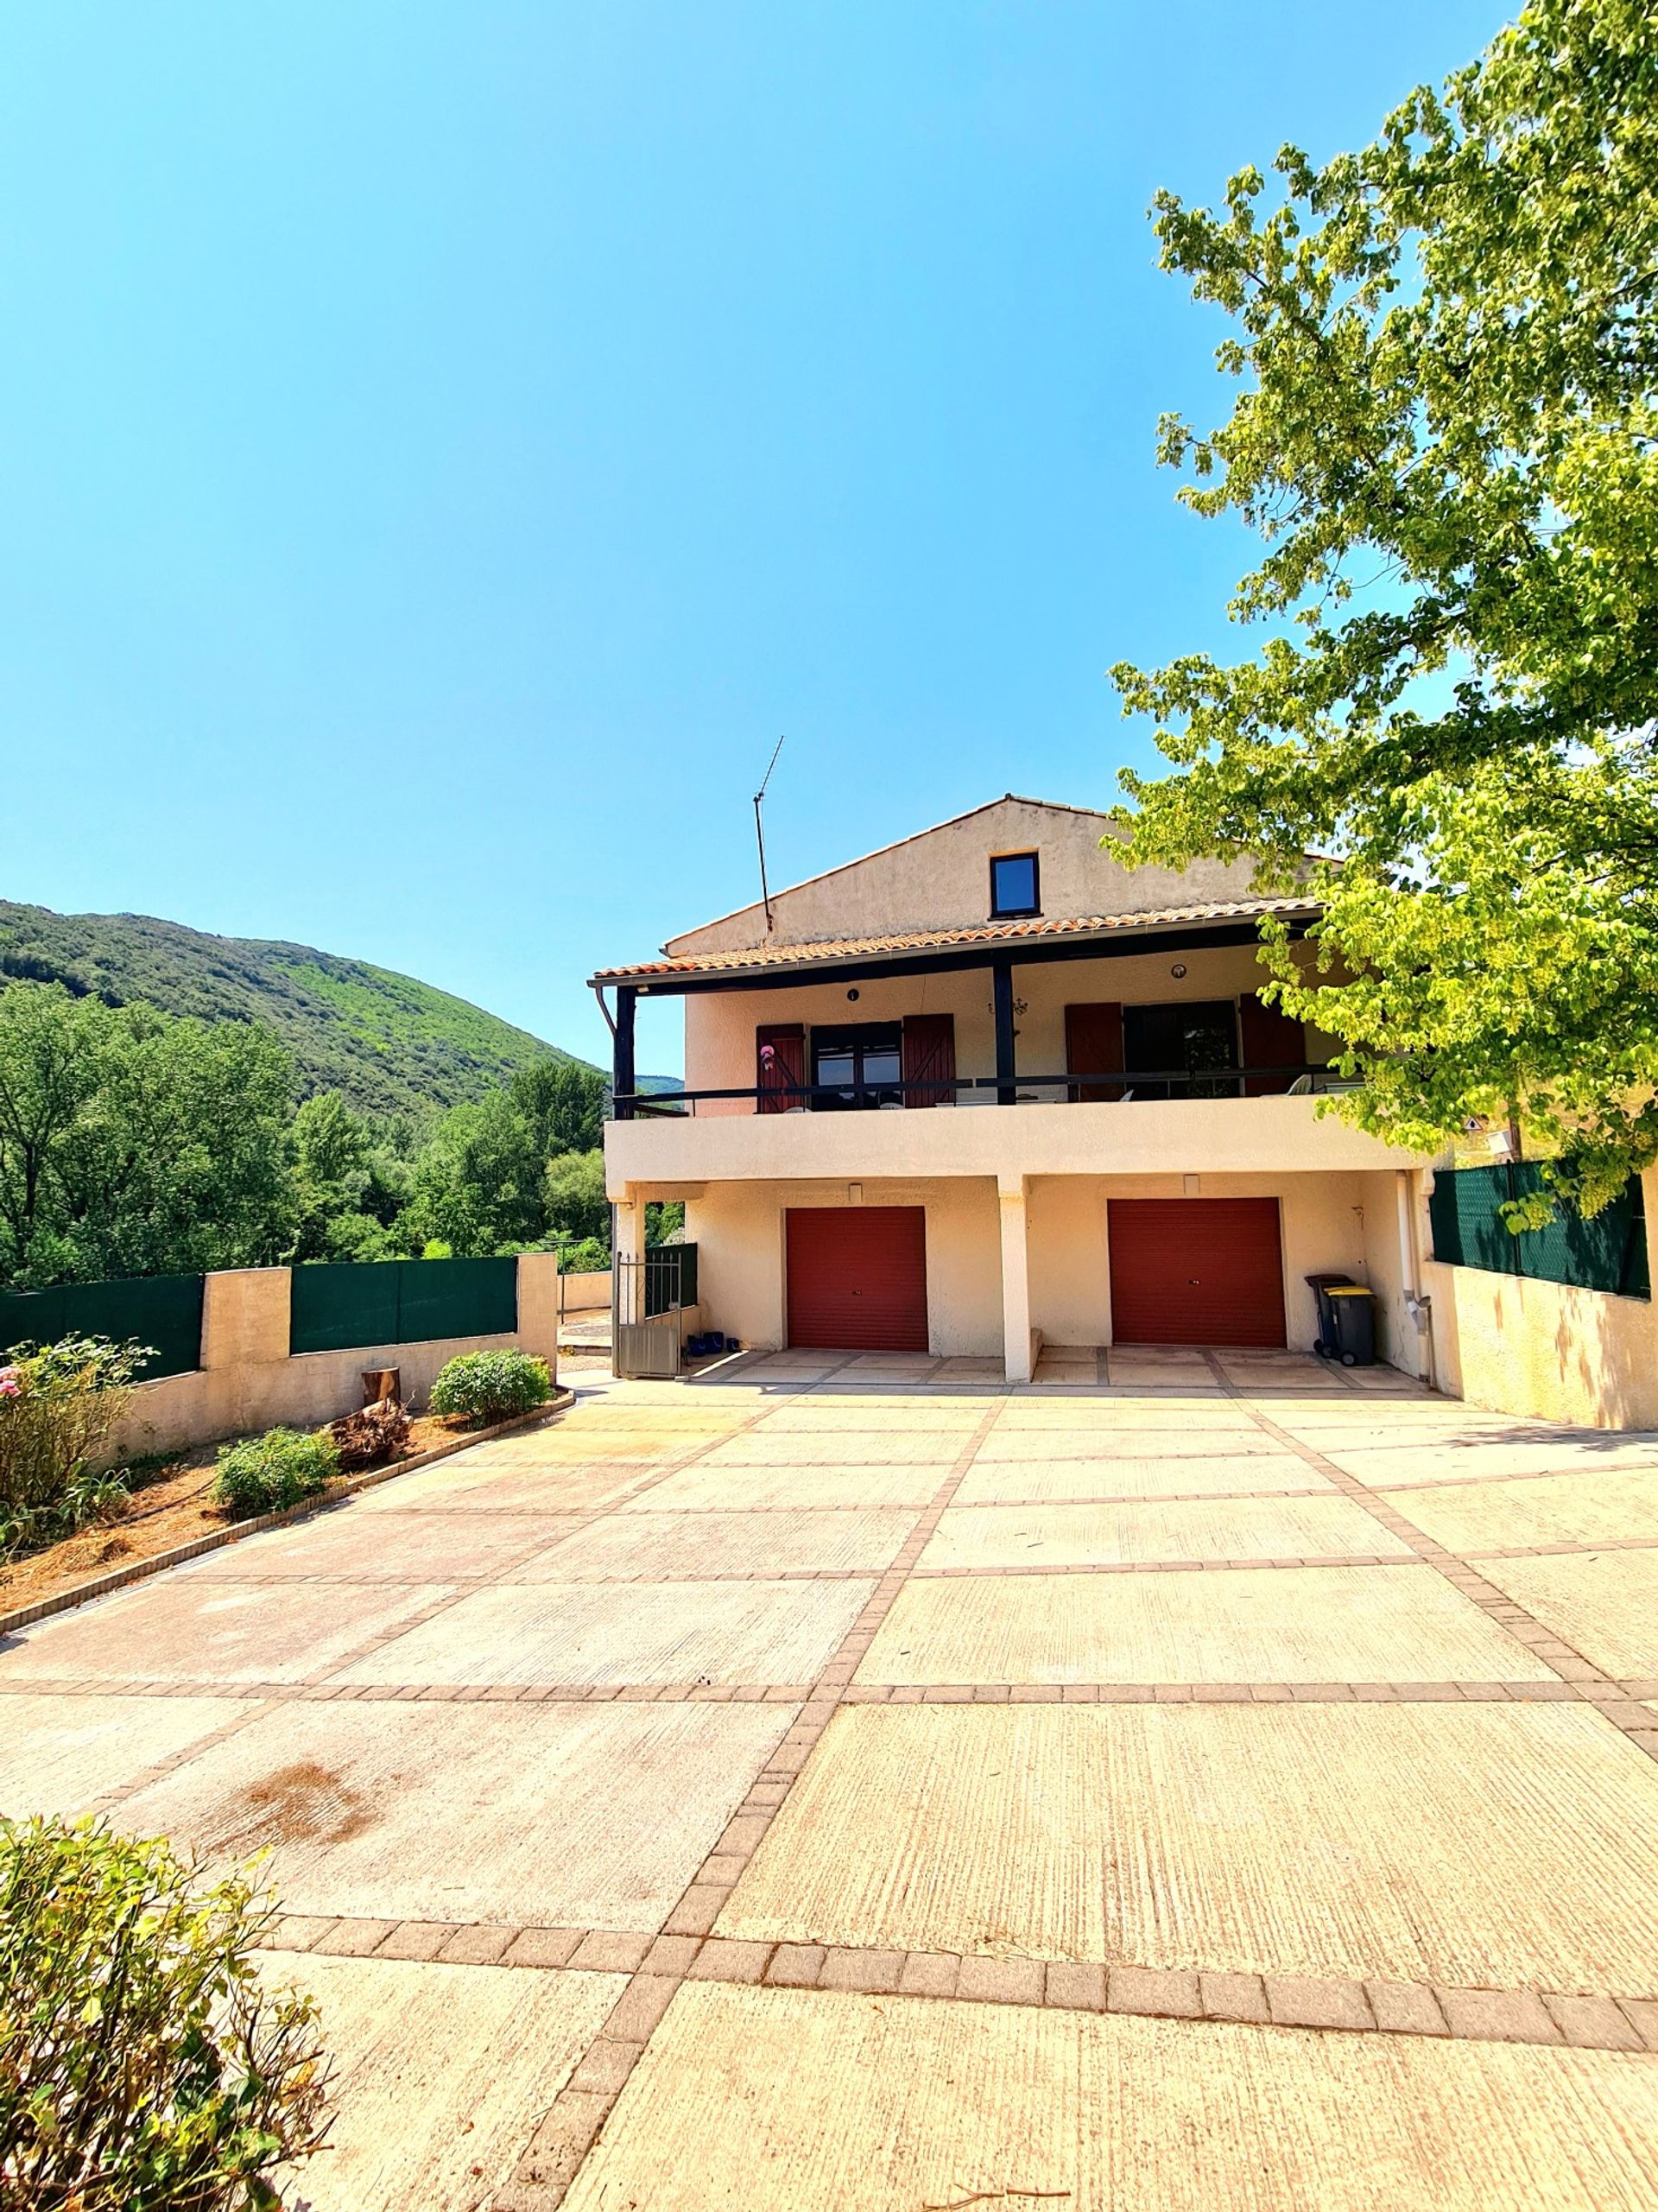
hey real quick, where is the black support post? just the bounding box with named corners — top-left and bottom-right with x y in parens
top-left (614, 986), bottom-right (637, 1120)
top-left (992, 958), bottom-right (1017, 1104)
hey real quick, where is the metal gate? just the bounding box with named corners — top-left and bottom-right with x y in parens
top-left (612, 1245), bottom-right (698, 1379)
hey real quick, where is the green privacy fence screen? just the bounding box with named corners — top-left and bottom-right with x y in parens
top-left (1429, 1164), bottom-right (1650, 1300)
top-left (289, 1258), bottom-right (519, 1355)
top-left (0, 1272), bottom-right (206, 1380)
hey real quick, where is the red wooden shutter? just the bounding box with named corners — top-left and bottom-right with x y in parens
top-left (1239, 992), bottom-right (1306, 1096)
top-left (902, 1013), bottom-right (956, 1108)
top-left (756, 1024), bottom-right (805, 1113)
top-left (1064, 1003), bottom-right (1124, 1102)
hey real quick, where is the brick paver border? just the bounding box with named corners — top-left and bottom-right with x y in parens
top-left (491, 1401), bottom-right (1007, 2208)
top-left (255, 1912), bottom-right (1658, 2059)
top-left (1202, 1355), bottom-right (1658, 1765)
top-left (8, 1674), bottom-right (1593, 1708)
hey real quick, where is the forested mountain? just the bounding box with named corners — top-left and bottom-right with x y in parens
top-left (0, 899), bottom-right (598, 1119)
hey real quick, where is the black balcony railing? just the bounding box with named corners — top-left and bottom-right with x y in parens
top-left (612, 1066), bottom-right (1353, 1118)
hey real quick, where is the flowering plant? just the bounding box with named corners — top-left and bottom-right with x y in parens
top-left (0, 1334), bottom-right (150, 1556)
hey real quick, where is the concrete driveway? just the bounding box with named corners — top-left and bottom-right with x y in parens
top-left (4, 1347), bottom-right (1658, 2209)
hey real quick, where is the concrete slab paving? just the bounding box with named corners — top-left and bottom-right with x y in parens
top-left (516, 1505), bottom-right (914, 1581)
top-left (627, 1461), bottom-right (946, 1510)
top-left (995, 1399), bottom-right (1260, 1427)
top-left (178, 1505), bottom-right (567, 1583)
top-left (12, 1366), bottom-right (1658, 2206)
top-left (857, 1565), bottom-right (1548, 1684)
top-left (1265, 1401), bottom-right (1537, 1430)
top-left (975, 1427), bottom-right (1281, 1461)
top-left (1327, 1440), bottom-right (1658, 1486)
top-left (951, 1454), bottom-right (1334, 1504)
top-left (689, 1431), bottom-right (969, 1466)
top-left (118, 1697), bottom-right (793, 1926)
top-left (0, 1578), bottom-right (451, 1685)
top-left (0, 1692), bottom-right (244, 1816)
top-left (1478, 1550), bottom-right (1658, 1678)
top-left (756, 1402), bottom-right (985, 1430)
top-left (718, 1702), bottom-right (1658, 1990)
top-left (329, 1577), bottom-right (873, 1688)
top-left (345, 1460), bottom-right (642, 1514)
top-left (272, 1953), bottom-right (624, 2212)
top-left (562, 1982), bottom-right (1658, 2212)
top-left (1380, 1469), bottom-right (1658, 1553)
top-left (919, 1494), bottom-right (1409, 1570)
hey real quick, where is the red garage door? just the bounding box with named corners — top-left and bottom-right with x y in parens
top-left (786, 1207), bottom-right (928, 1352)
top-left (1107, 1198), bottom-right (1286, 1347)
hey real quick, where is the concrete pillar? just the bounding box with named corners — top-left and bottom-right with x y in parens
top-left (612, 1189), bottom-right (646, 1334)
top-left (516, 1251), bottom-right (561, 1382)
top-left (200, 1268), bottom-right (289, 1371)
top-left (998, 1173), bottom-right (1033, 1384)
top-left (613, 1191), bottom-right (646, 1264)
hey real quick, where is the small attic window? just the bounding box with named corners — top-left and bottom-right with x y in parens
top-left (990, 851), bottom-right (1041, 919)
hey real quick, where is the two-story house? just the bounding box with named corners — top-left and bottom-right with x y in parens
top-left (592, 796), bottom-right (1431, 1381)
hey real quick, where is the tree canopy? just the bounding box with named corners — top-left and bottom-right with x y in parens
top-left (0, 983), bottom-right (618, 1289)
top-left (0, 986), bottom-right (294, 1285)
top-left (1111, 0), bottom-right (1658, 1214)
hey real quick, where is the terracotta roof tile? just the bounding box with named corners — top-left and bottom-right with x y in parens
top-left (589, 896), bottom-right (1318, 986)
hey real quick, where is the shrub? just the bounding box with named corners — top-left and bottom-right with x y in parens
top-left (0, 1814), bottom-right (331, 2211)
top-left (555, 1236), bottom-right (611, 1274)
top-left (429, 1347), bottom-right (552, 1427)
top-left (0, 1334), bottom-right (150, 1559)
top-left (212, 1428), bottom-right (339, 1519)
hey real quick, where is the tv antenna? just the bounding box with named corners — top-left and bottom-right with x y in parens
top-left (753, 734), bottom-right (785, 933)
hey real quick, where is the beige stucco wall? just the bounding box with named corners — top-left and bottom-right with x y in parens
top-left (1420, 1169), bottom-right (1658, 1429)
top-left (685, 1179), bottom-right (1004, 1357)
top-left (678, 939), bottom-right (1340, 1114)
top-left (681, 1169), bottom-right (1397, 1358)
top-left (108, 1253), bottom-right (562, 1462)
top-left (667, 798), bottom-right (1281, 956)
top-left (1025, 1171), bottom-right (1379, 1351)
top-left (557, 1269), bottom-right (612, 1314)
top-left (609, 1093), bottom-right (1420, 1197)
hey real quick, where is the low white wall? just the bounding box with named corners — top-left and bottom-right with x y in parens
top-left (109, 1253), bottom-right (561, 1461)
top-left (559, 1269), bottom-right (611, 1315)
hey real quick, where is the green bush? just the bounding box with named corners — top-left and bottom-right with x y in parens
top-left (212, 1428), bottom-right (339, 1519)
top-left (429, 1347), bottom-right (552, 1427)
top-left (555, 1236), bottom-right (611, 1274)
top-left (0, 1334), bottom-right (150, 1559)
top-left (0, 1814), bottom-right (331, 2210)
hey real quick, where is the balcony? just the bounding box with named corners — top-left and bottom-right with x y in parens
top-left (616, 1064), bottom-right (1357, 1115)
top-left (604, 1070), bottom-right (1421, 1192)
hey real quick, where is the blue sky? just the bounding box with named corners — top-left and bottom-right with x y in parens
top-left (2, 1), bottom-right (1508, 1077)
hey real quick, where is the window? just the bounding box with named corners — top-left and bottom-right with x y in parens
top-left (989, 851), bottom-right (1040, 918)
top-left (1122, 1001), bottom-right (1239, 1100)
top-left (811, 1023), bottom-right (903, 1109)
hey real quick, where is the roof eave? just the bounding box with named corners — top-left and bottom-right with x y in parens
top-left (589, 901), bottom-right (1320, 991)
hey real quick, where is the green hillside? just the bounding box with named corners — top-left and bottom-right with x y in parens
top-left (0, 899), bottom-right (605, 1120)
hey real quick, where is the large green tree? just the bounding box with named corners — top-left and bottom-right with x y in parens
top-left (0, 986), bottom-right (294, 1285)
top-left (1112, 0), bottom-right (1658, 1215)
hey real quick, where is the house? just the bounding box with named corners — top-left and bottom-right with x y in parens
top-left (591, 795), bottom-right (1434, 1382)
